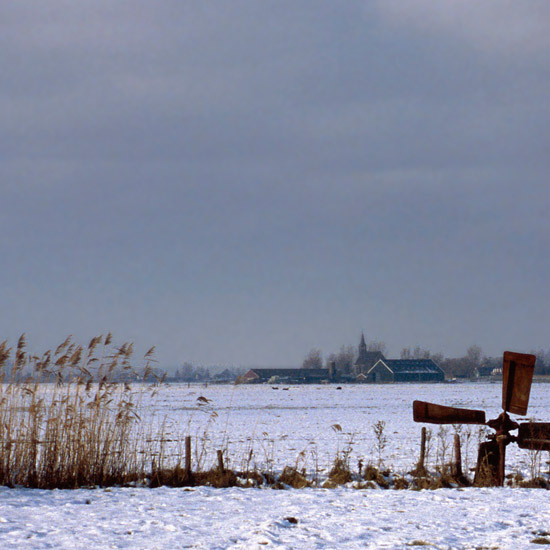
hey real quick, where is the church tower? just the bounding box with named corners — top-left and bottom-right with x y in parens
top-left (355, 332), bottom-right (369, 373)
top-left (354, 332), bottom-right (385, 376)
top-left (359, 332), bottom-right (367, 355)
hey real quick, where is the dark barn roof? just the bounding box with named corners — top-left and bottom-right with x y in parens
top-left (382, 359), bottom-right (443, 375)
top-left (367, 358), bottom-right (445, 382)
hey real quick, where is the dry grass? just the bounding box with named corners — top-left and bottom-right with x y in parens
top-left (278, 466), bottom-right (311, 488)
top-left (0, 334), bottom-right (159, 488)
top-left (363, 465), bottom-right (389, 488)
top-left (328, 457), bottom-right (352, 485)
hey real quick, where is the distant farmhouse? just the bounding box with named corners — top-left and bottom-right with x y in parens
top-left (239, 333), bottom-right (445, 384)
top-left (240, 367), bottom-right (334, 385)
top-left (354, 333), bottom-right (444, 383)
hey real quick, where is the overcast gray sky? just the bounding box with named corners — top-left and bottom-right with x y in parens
top-left (1, 1), bottom-right (549, 368)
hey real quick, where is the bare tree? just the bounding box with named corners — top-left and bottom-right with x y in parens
top-left (367, 340), bottom-right (387, 355)
top-left (462, 345), bottom-right (483, 376)
top-left (466, 345), bottom-right (482, 368)
top-left (326, 345), bottom-right (355, 374)
top-left (302, 348), bottom-right (323, 369)
top-left (400, 346), bottom-right (431, 359)
top-left (180, 361), bottom-right (195, 380)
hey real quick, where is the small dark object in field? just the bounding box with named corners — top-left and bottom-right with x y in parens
top-left (531, 537), bottom-right (550, 545)
top-left (285, 516), bottom-right (298, 524)
top-left (336, 386), bottom-right (342, 390)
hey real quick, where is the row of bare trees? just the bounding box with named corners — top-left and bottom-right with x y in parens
top-left (173, 362), bottom-right (211, 382)
top-left (302, 340), bottom-right (386, 374)
top-left (302, 342), bottom-right (550, 378)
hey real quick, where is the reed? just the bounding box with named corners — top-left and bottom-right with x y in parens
top-left (0, 334), bottom-right (158, 488)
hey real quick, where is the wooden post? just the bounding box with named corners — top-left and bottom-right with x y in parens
top-left (453, 433), bottom-right (462, 478)
top-left (185, 436), bottom-right (192, 475)
top-left (217, 450), bottom-right (225, 473)
top-left (417, 427), bottom-right (427, 472)
top-left (497, 436), bottom-right (506, 487)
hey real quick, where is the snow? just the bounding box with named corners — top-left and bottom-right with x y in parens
top-left (150, 382), bottom-right (550, 476)
top-left (1, 486), bottom-right (550, 549)
top-left (2, 382), bottom-right (550, 549)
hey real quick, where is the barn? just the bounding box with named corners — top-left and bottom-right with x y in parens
top-left (239, 367), bottom-right (333, 384)
top-left (367, 358), bottom-right (445, 383)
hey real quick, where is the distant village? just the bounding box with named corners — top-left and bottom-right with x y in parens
top-left (169, 334), bottom-right (550, 385)
top-left (238, 333), bottom-right (444, 385)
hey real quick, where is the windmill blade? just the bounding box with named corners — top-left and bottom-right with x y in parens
top-left (502, 351), bottom-right (536, 415)
top-left (413, 400), bottom-right (486, 425)
top-left (517, 422), bottom-right (550, 451)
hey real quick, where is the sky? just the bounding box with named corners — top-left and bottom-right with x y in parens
top-left (1, 1), bottom-right (549, 369)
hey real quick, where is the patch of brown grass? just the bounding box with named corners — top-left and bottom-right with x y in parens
top-left (363, 465), bottom-right (389, 488)
top-left (328, 457), bottom-right (352, 485)
top-left (278, 466), bottom-right (311, 488)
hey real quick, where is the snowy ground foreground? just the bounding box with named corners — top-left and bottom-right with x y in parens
top-left (1, 485), bottom-right (550, 549)
top-left (150, 382), bottom-right (550, 476)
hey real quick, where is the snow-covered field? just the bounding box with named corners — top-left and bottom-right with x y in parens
top-left (2, 382), bottom-right (550, 549)
top-left (152, 381), bottom-right (550, 476)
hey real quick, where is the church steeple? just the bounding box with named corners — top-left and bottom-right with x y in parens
top-left (359, 332), bottom-right (367, 354)
top-left (354, 332), bottom-right (385, 377)
top-left (355, 332), bottom-right (369, 369)
top-left (354, 332), bottom-right (373, 375)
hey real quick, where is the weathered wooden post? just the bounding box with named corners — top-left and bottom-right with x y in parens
top-left (416, 426), bottom-right (427, 473)
top-left (452, 433), bottom-right (462, 478)
top-left (217, 450), bottom-right (225, 473)
top-left (185, 436), bottom-right (192, 477)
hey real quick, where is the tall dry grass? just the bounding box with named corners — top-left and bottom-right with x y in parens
top-left (0, 334), bottom-right (160, 488)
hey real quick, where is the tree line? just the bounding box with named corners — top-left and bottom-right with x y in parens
top-left (172, 362), bottom-right (248, 382)
top-left (302, 342), bottom-right (550, 378)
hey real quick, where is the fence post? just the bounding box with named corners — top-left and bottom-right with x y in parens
top-left (453, 433), bottom-right (462, 478)
top-left (417, 426), bottom-right (427, 472)
top-left (217, 450), bottom-right (225, 473)
top-left (185, 436), bottom-right (192, 476)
